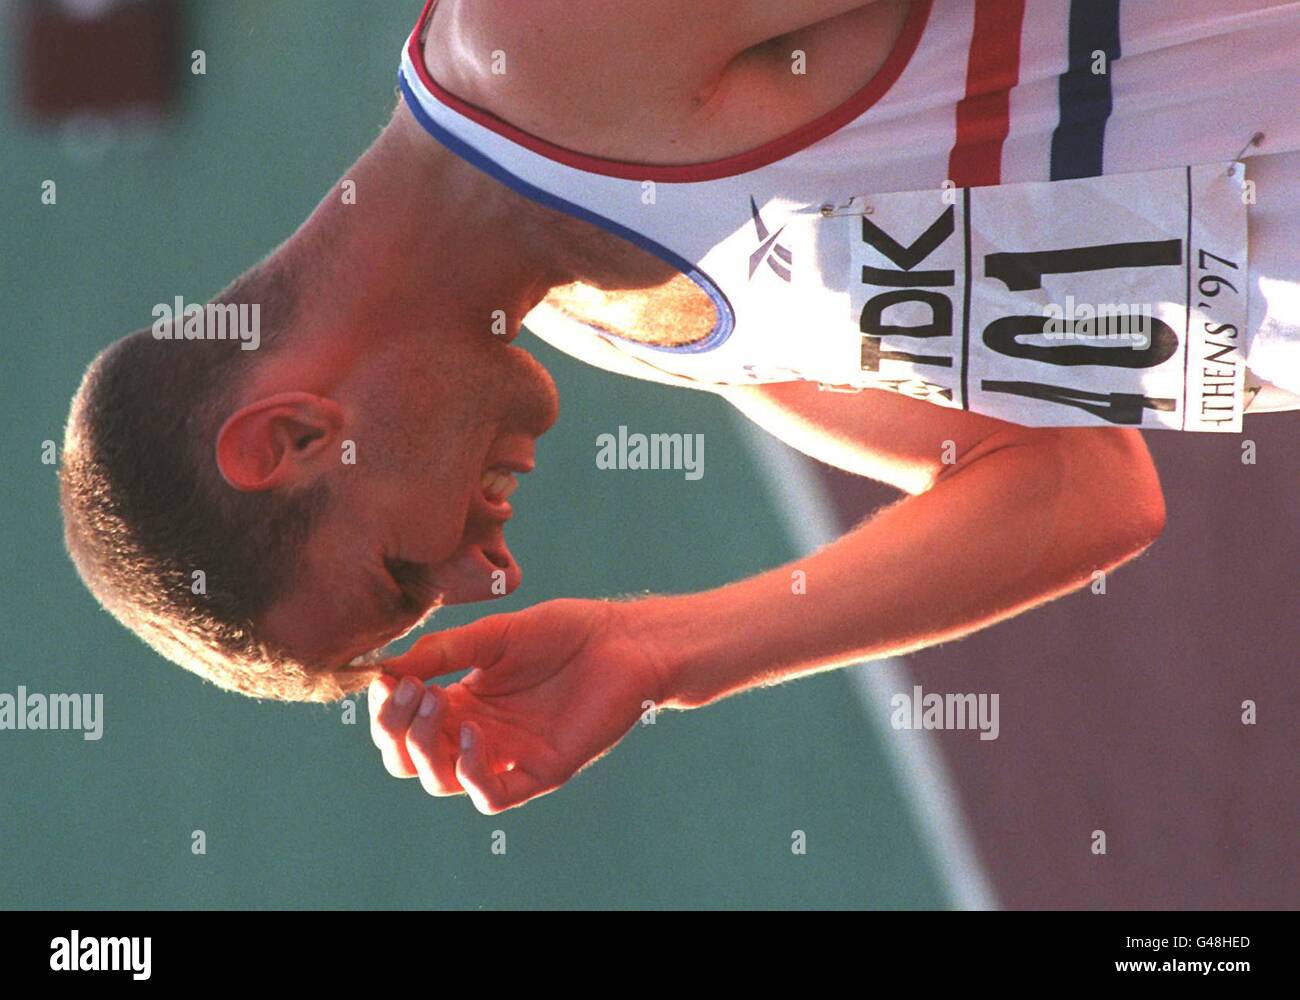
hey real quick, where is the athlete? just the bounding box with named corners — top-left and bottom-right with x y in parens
top-left (60, 0), bottom-right (1299, 813)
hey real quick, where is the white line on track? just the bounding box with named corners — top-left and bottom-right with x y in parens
top-left (736, 415), bottom-right (1000, 911)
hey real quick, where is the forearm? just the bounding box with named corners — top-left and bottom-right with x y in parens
top-left (640, 427), bottom-right (1165, 709)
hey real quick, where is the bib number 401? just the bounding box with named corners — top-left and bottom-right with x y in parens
top-left (857, 202), bottom-right (1182, 425)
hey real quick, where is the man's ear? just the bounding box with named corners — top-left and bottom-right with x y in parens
top-left (215, 392), bottom-right (345, 491)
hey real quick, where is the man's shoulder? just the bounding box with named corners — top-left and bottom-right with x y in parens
top-left (420, 0), bottom-right (739, 108)
top-left (418, 0), bottom-right (908, 162)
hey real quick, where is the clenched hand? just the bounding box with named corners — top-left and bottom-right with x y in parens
top-left (368, 598), bottom-right (670, 814)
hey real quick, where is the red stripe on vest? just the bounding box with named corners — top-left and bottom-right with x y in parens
top-left (948, 0), bottom-right (1027, 188)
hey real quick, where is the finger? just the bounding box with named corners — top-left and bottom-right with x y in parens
top-left (405, 687), bottom-right (464, 796)
top-left (371, 675), bottom-right (424, 778)
top-left (367, 675), bottom-right (396, 730)
top-left (382, 614), bottom-right (511, 681)
top-left (454, 722), bottom-right (555, 815)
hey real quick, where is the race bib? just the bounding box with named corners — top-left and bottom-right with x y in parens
top-left (843, 163), bottom-right (1249, 431)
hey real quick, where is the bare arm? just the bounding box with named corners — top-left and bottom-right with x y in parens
top-left (424, 0), bottom-right (904, 156)
top-left (371, 380), bottom-right (1165, 812)
top-left (432, 0), bottom-right (884, 66)
top-left (642, 382), bottom-right (1167, 707)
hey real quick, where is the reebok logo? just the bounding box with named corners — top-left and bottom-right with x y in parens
top-left (748, 196), bottom-right (792, 282)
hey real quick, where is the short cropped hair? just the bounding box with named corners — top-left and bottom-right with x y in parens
top-left (59, 260), bottom-right (373, 701)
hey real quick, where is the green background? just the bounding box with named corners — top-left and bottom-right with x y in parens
top-left (0, 0), bottom-right (945, 909)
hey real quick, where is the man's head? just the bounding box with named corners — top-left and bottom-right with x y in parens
top-left (60, 111), bottom-right (563, 700)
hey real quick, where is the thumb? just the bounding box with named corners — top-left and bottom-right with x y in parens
top-left (382, 613), bottom-right (512, 680)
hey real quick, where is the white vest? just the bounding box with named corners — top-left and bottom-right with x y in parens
top-left (399, 0), bottom-right (1300, 431)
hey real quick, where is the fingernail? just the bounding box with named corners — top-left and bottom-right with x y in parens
top-left (460, 723), bottom-right (474, 751)
top-left (417, 689), bottom-right (437, 718)
top-left (395, 677), bottom-right (419, 707)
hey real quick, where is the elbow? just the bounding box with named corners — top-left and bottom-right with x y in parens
top-left (999, 426), bottom-right (1167, 572)
top-left (1115, 480), bottom-right (1166, 563)
top-left (1137, 479), bottom-right (1167, 547)
top-left (1062, 427), bottom-right (1167, 564)
top-left (1112, 434), bottom-right (1166, 555)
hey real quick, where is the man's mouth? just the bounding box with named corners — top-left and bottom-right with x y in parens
top-left (480, 467), bottom-right (519, 505)
top-left (476, 455), bottom-right (532, 520)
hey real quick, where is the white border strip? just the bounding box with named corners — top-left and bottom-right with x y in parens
top-left (738, 419), bottom-right (1000, 911)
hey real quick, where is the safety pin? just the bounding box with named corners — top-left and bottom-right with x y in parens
top-left (1227, 131), bottom-right (1264, 175)
top-left (818, 198), bottom-right (873, 219)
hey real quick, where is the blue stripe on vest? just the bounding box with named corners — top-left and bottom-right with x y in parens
top-left (1050, 0), bottom-right (1121, 180)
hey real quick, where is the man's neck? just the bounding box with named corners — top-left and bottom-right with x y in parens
top-left (285, 103), bottom-right (574, 350)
